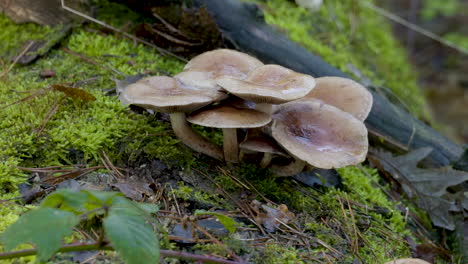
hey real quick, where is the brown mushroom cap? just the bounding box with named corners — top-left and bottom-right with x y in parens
top-left (119, 75), bottom-right (225, 161)
top-left (187, 104), bottom-right (272, 128)
top-left (302, 77), bottom-right (373, 121)
top-left (216, 64), bottom-right (316, 104)
top-left (175, 49), bottom-right (264, 89)
top-left (240, 136), bottom-right (287, 156)
top-left (119, 76), bottom-right (226, 113)
top-left (271, 99), bottom-right (368, 169)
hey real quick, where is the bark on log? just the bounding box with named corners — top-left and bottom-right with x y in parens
top-left (193, 0), bottom-right (464, 167)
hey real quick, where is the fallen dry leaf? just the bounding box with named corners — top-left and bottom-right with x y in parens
top-left (369, 148), bottom-right (468, 230)
top-left (250, 200), bottom-right (295, 232)
top-left (51, 84), bottom-right (96, 101)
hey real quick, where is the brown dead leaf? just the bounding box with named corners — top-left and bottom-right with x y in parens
top-left (251, 200), bottom-right (295, 232)
top-left (111, 181), bottom-right (154, 201)
top-left (369, 148), bottom-right (468, 230)
top-left (51, 84), bottom-right (96, 101)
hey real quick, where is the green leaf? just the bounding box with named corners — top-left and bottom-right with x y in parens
top-left (41, 189), bottom-right (90, 214)
top-left (104, 201), bottom-right (160, 264)
top-left (0, 208), bottom-right (80, 261)
top-left (195, 210), bottom-right (239, 233)
top-left (83, 190), bottom-right (123, 206)
top-left (135, 203), bottom-right (159, 214)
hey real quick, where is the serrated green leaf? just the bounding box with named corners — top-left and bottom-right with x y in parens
top-left (41, 189), bottom-right (90, 214)
top-left (104, 206), bottom-right (160, 264)
top-left (110, 196), bottom-right (150, 216)
top-left (136, 203), bottom-right (159, 214)
top-left (0, 208), bottom-right (79, 261)
top-left (83, 190), bottom-right (123, 206)
top-left (195, 210), bottom-right (238, 233)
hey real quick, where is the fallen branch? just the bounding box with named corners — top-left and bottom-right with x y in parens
top-left (0, 241), bottom-right (245, 264)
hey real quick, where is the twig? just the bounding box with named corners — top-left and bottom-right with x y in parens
top-left (100, 151), bottom-right (125, 180)
top-left (0, 41), bottom-right (35, 79)
top-left (0, 242), bottom-right (244, 263)
top-left (0, 89), bottom-right (49, 110)
top-left (60, 47), bottom-right (124, 76)
top-left (361, 1), bottom-right (468, 55)
top-left (35, 95), bottom-right (66, 136)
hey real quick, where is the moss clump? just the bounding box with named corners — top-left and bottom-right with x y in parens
top-left (0, 16), bottom-right (55, 57)
top-left (254, 242), bottom-right (305, 264)
top-left (0, 12), bottom-right (190, 195)
top-left (246, 0), bottom-right (429, 118)
top-left (169, 182), bottom-right (231, 209)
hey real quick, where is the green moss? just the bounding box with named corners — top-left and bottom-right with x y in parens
top-left (0, 16), bottom-right (55, 57)
top-left (0, 12), bottom-right (189, 194)
top-left (220, 163), bottom-right (412, 262)
top-left (169, 182), bottom-right (230, 209)
top-left (247, 0), bottom-right (429, 118)
top-left (255, 243), bottom-right (305, 264)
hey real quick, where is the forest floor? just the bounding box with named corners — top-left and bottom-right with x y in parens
top-left (0, 0), bottom-right (465, 263)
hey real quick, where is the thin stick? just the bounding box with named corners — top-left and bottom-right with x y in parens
top-left (0, 242), bottom-right (243, 263)
top-left (0, 41), bottom-right (35, 78)
top-left (361, 1), bottom-right (468, 55)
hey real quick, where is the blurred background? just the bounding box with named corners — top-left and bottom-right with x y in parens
top-left (376, 0), bottom-right (468, 144)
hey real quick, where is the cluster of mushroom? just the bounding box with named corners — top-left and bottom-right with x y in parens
top-left (119, 49), bottom-right (372, 176)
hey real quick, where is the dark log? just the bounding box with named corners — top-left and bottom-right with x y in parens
top-left (192, 0), bottom-right (464, 167)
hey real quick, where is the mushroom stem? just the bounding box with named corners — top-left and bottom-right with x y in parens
top-left (259, 152), bottom-right (273, 168)
top-left (222, 128), bottom-right (239, 163)
top-left (270, 159), bottom-right (306, 177)
top-left (169, 112), bottom-right (224, 161)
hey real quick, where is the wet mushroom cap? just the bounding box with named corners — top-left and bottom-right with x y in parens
top-left (216, 64), bottom-right (316, 104)
top-left (176, 49), bottom-right (264, 89)
top-left (271, 99), bottom-right (368, 169)
top-left (119, 76), bottom-right (226, 113)
top-left (187, 104), bottom-right (272, 128)
top-left (302, 77), bottom-right (373, 121)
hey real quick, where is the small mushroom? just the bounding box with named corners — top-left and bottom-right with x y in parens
top-left (216, 64), bottom-right (316, 104)
top-left (301, 77), bottom-right (373, 121)
top-left (187, 103), bottom-right (272, 163)
top-left (239, 135), bottom-right (288, 168)
top-left (119, 76), bottom-right (226, 160)
top-left (175, 49), bottom-right (264, 89)
top-left (271, 99), bottom-right (368, 172)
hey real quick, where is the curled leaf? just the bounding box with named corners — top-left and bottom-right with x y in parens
top-left (52, 84), bottom-right (96, 101)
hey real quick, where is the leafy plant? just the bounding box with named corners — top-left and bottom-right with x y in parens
top-left (0, 189), bottom-right (160, 264)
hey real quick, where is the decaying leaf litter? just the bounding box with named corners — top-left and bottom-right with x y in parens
top-left (0, 0), bottom-right (467, 263)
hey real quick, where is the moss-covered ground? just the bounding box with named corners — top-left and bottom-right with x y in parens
top-left (0, 0), bottom-right (437, 263)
